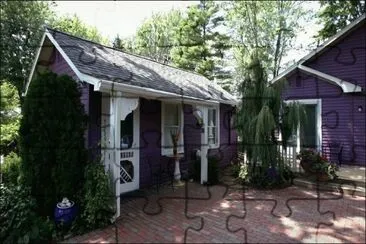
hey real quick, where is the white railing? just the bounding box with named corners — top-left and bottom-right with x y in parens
top-left (237, 144), bottom-right (303, 173)
top-left (120, 166), bottom-right (132, 183)
top-left (277, 145), bottom-right (302, 173)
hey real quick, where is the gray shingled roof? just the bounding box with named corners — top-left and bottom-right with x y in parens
top-left (47, 28), bottom-right (237, 103)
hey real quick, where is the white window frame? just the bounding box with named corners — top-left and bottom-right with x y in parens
top-left (161, 102), bottom-right (184, 156)
top-left (206, 105), bottom-right (220, 149)
top-left (284, 99), bottom-right (322, 153)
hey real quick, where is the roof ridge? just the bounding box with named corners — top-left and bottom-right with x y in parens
top-left (45, 27), bottom-right (211, 81)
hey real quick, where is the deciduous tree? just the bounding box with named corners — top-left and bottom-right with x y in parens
top-left (316, 0), bottom-right (365, 41)
top-left (0, 1), bottom-right (54, 99)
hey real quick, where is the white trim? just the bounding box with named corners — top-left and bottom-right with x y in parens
top-left (285, 99), bottom-right (322, 152)
top-left (45, 31), bottom-right (97, 86)
top-left (121, 98), bottom-right (139, 120)
top-left (271, 14), bottom-right (365, 88)
top-left (25, 29), bottom-right (239, 105)
top-left (23, 32), bottom-right (47, 96)
top-left (298, 64), bottom-right (362, 93)
top-left (134, 102), bottom-right (140, 190)
top-left (95, 79), bottom-right (239, 106)
top-left (110, 91), bottom-right (121, 219)
top-left (161, 102), bottom-right (184, 156)
top-left (197, 105), bottom-right (208, 184)
top-left (207, 105), bottom-right (220, 149)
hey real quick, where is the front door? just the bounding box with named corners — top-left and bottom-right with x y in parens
top-left (120, 108), bottom-right (140, 194)
top-left (300, 104), bottom-right (317, 149)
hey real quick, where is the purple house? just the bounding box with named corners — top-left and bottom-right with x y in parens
top-left (271, 14), bottom-right (365, 167)
top-left (25, 28), bottom-right (238, 217)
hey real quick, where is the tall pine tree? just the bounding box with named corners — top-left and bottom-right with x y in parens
top-left (171, 0), bottom-right (230, 81)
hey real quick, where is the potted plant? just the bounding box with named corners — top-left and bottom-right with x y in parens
top-left (297, 149), bottom-right (339, 181)
top-left (297, 148), bottom-right (317, 174)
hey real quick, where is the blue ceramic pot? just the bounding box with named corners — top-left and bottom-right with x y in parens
top-left (54, 201), bottom-right (77, 225)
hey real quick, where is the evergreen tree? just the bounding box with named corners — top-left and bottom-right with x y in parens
top-left (19, 72), bottom-right (87, 216)
top-left (171, 0), bottom-right (230, 80)
top-left (237, 50), bottom-right (305, 188)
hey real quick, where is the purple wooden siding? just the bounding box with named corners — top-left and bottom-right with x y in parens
top-left (208, 104), bottom-right (238, 167)
top-left (282, 22), bottom-right (365, 166)
top-left (139, 98), bottom-right (237, 188)
top-left (139, 98), bottom-right (162, 188)
top-left (306, 24), bottom-right (366, 89)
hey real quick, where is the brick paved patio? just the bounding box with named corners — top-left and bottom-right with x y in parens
top-left (64, 179), bottom-right (365, 243)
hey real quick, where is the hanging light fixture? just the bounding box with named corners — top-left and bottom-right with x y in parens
top-left (193, 108), bottom-right (203, 127)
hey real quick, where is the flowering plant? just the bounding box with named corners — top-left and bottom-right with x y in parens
top-left (297, 148), bottom-right (339, 180)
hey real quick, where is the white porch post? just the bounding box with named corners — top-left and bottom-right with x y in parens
top-left (200, 106), bottom-right (208, 184)
top-left (111, 91), bottom-right (121, 219)
top-left (296, 123), bottom-right (301, 153)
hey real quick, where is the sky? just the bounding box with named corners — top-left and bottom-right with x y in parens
top-left (54, 1), bottom-right (322, 66)
top-left (54, 1), bottom-right (198, 39)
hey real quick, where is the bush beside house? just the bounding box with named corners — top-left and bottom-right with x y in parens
top-left (0, 72), bottom-right (114, 242)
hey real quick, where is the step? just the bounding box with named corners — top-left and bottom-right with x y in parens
top-left (293, 177), bottom-right (366, 197)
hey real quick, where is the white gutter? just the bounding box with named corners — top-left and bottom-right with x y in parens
top-left (298, 64), bottom-right (362, 93)
top-left (95, 79), bottom-right (239, 106)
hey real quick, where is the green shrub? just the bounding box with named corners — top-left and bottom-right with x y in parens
top-left (0, 184), bottom-right (55, 243)
top-left (76, 162), bottom-right (114, 232)
top-left (231, 163), bottom-right (241, 177)
top-left (1, 152), bottom-right (21, 185)
top-left (19, 72), bottom-right (87, 216)
top-left (241, 161), bottom-right (294, 189)
top-left (238, 163), bottom-right (249, 183)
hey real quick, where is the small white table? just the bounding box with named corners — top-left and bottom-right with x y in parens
top-left (165, 154), bottom-right (185, 185)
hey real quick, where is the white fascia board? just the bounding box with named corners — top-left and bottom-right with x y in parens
top-left (270, 14), bottom-right (365, 85)
top-left (44, 31), bottom-right (96, 86)
top-left (23, 32), bottom-right (47, 96)
top-left (298, 64), bottom-right (362, 93)
top-left (94, 78), bottom-right (238, 106)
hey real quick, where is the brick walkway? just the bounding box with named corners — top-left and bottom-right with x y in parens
top-left (64, 180), bottom-right (365, 243)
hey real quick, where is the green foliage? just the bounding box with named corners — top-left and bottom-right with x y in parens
top-left (0, 1), bottom-right (54, 97)
top-left (238, 163), bottom-right (249, 183)
top-left (0, 81), bottom-right (21, 154)
top-left (236, 52), bottom-right (301, 188)
top-left (0, 184), bottom-right (55, 244)
top-left (297, 149), bottom-right (339, 180)
top-left (19, 72), bottom-right (87, 217)
top-left (50, 14), bottom-right (109, 45)
top-left (133, 10), bottom-right (183, 63)
top-left (316, 0), bottom-right (365, 41)
top-left (1, 152), bottom-right (21, 185)
top-left (230, 163), bottom-right (241, 177)
top-left (225, 0), bottom-right (309, 82)
top-left (171, 0), bottom-right (230, 81)
top-left (77, 162), bottom-right (114, 231)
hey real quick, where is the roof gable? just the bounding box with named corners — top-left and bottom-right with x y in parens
top-left (28, 28), bottom-right (237, 105)
top-left (271, 14), bottom-right (365, 93)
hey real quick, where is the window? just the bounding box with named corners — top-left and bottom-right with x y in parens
top-left (207, 107), bottom-right (219, 148)
top-left (161, 102), bottom-right (184, 155)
